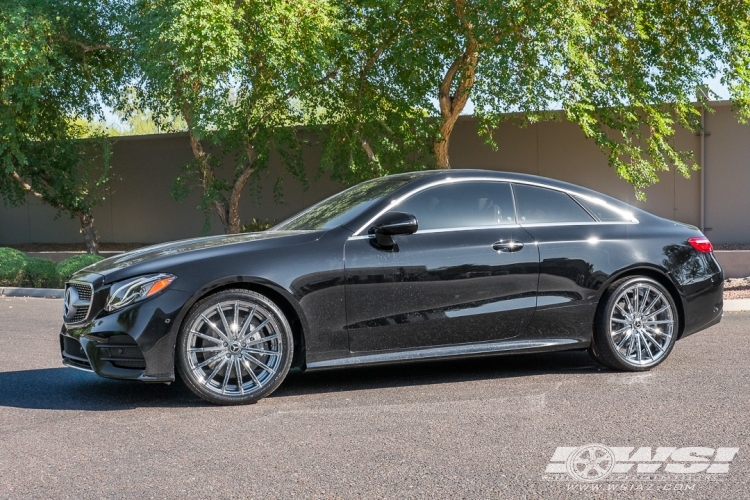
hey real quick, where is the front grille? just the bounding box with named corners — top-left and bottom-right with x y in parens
top-left (98, 335), bottom-right (146, 370)
top-left (64, 282), bottom-right (93, 324)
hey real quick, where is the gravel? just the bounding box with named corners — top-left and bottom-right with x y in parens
top-left (724, 277), bottom-right (750, 300)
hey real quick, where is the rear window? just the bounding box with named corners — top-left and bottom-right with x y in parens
top-left (574, 195), bottom-right (633, 222)
top-left (513, 184), bottom-right (594, 224)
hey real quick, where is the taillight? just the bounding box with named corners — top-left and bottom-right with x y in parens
top-left (688, 236), bottom-right (713, 253)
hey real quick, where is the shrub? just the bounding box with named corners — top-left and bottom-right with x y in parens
top-left (0, 248), bottom-right (28, 286)
top-left (0, 248), bottom-right (104, 288)
top-left (56, 254), bottom-right (103, 284)
top-left (20, 257), bottom-right (59, 288)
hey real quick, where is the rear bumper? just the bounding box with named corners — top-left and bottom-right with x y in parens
top-left (679, 269), bottom-right (724, 339)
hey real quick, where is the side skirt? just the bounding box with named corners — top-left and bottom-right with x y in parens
top-left (305, 338), bottom-right (585, 370)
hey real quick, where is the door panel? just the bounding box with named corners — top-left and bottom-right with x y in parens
top-left (344, 227), bottom-right (539, 352)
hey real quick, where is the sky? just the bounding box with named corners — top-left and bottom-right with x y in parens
top-left (101, 75), bottom-right (731, 132)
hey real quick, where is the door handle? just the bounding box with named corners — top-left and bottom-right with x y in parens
top-left (492, 240), bottom-right (524, 252)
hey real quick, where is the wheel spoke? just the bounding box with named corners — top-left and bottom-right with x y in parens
top-left (233, 301), bottom-right (240, 331)
top-left (612, 325), bottom-right (631, 335)
top-left (636, 333), bottom-right (642, 363)
top-left (644, 319), bottom-right (673, 325)
top-left (633, 287), bottom-right (640, 315)
top-left (626, 333), bottom-right (635, 358)
top-left (615, 303), bottom-right (629, 317)
top-left (611, 318), bottom-right (629, 324)
top-left (245, 333), bottom-right (280, 346)
top-left (243, 347), bottom-right (280, 357)
top-left (201, 314), bottom-right (231, 343)
top-left (237, 305), bottom-right (257, 339)
top-left (191, 331), bottom-right (224, 344)
top-left (205, 356), bottom-right (227, 383)
top-left (638, 287), bottom-right (650, 314)
top-left (242, 358), bottom-right (263, 388)
top-left (642, 292), bottom-right (660, 315)
top-left (195, 351), bottom-right (225, 369)
top-left (241, 318), bottom-right (271, 341)
top-left (623, 292), bottom-right (635, 314)
top-left (217, 305), bottom-right (232, 339)
top-left (641, 330), bottom-right (665, 352)
top-left (616, 330), bottom-right (632, 348)
top-left (640, 331), bottom-right (654, 360)
top-left (234, 357), bottom-right (244, 395)
top-left (221, 357), bottom-right (233, 394)
top-left (190, 346), bottom-right (225, 353)
top-left (646, 305), bottom-right (669, 318)
top-left (243, 352), bottom-right (275, 375)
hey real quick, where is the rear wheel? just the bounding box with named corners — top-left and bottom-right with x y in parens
top-left (591, 277), bottom-right (678, 371)
top-left (176, 289), bottom-right (293, 405)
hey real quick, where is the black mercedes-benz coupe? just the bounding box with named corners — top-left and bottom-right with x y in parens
top-left (60, 170), bottom-right (723, 404)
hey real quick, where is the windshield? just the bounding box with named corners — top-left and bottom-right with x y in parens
top-left (274, 175), bottom-right (416, 231)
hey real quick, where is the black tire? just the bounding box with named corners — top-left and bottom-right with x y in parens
top-left (591, 276), bottom-right (679, 372)
top-left (176, 289), bottom-right (293, 405)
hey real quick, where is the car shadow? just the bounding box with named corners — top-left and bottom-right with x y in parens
top-left (0, 367), bottom-right (208, 411)
top-left (0, 350), bottom-right (604, 411)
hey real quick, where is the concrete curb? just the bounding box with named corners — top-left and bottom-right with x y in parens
top-left (0, 287), bottom-right (64, 299)
top-left (2, 286), bottom-right (749, 312)
top-left (724, 299), bottom-right (750, 312)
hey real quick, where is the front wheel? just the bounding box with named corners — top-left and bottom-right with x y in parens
top-left (590, 277), bottom-right (679, 371)
top-left (176, 289), bottom-right (293, 405)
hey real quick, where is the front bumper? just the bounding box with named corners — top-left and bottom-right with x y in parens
top-left (60, 287), bottom-right (192, 382)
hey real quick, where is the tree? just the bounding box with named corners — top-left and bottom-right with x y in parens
top-left (433, 0), bottom-right (750, 195)
top-left (311, 0), bottom-right (437, 185)
top-left (0, 0), bottom-right (127, 253)
top-left (126, 0), bottom-right (339, 234)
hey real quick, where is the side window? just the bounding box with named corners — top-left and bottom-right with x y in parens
top-left (396, 181), bottom-right (516, 230)
top-left (513, 184), bottom-right (594, 224)
top-left (574, 195), bottom-right (632, 222)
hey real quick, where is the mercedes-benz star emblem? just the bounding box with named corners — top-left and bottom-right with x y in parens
top-left (63, 287), bottom-right (80, 322)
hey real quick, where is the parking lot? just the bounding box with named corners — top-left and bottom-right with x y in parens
top-left (1, 296), bottom-right (748, 499)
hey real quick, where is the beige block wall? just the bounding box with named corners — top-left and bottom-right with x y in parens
top-left (0, 106), bottom-right (748, 245)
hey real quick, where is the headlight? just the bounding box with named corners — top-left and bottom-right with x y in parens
top-left (105, 273), bottom-right (175, 311)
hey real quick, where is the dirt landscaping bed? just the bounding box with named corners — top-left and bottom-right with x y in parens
top-left (724, 277), bottom-right (750, 300)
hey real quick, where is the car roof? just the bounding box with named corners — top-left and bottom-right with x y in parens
top-left (391, 169), bottom-right (605, 196)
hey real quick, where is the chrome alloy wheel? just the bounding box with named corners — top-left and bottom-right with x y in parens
top-left (608, 283), bottom-right (675, 366)
top-left (186, 299), bottom-right (283, 397)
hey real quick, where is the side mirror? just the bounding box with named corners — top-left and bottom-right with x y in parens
top-left (369, 211), bottom-right (418, 248)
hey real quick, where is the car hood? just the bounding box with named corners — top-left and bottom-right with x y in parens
top-left (75, 230), bottom-right (324, 283)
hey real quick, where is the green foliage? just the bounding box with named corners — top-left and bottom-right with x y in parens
top-left (20, 258), bottom-right (59, 288)
top-left (310, 0), bottom-right (438, 185)
top-left (0, 248), bottom-right (28, 287)
top-left (123, 0), bottom-right (339, 232)
top-left (56, 254), bottom-right (104, 283)
top-left (0, 248), bottom-right (103, 288)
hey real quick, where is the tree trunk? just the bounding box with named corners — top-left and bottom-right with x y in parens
top-left (225, 147), bottom-right (258, 234)
top-left (79, 214), bottom-right (99, 255)
top-left (433, 0), bottom-right (478, 170)
top-left (434, 135), bottom-right (451, 169)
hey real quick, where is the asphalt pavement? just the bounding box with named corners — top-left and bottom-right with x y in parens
top-left (0, 296), bottom-right (748, 499)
